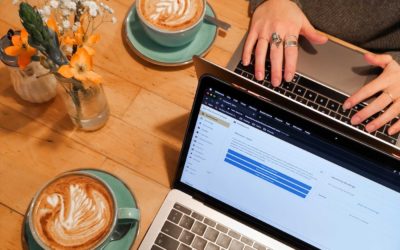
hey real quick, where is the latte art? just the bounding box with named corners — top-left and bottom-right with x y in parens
top-left (140, 0), bottom-right (204, 31)
top-left (32, 175), bottom-right (114, 249)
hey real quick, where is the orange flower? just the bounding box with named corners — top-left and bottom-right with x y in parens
top-left (62, 26), bottom-right (100, 56)
top-left (4, 29), bottom-right (37, 69)
top-left (58, 48), bottom-right (102, 85)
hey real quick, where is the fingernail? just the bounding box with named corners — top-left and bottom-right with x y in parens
top-left (285, 73), bottom-right (293, 82)
top-left (343, 101), bottom-right (351, 110)
top-left (272, 78), bottom-right (280, 86)
top-left (351, 115), bottom-right (361, 125)
top-left (242, 59), bottom-right (249, 66)
top-left (256, 72), bottom-right (263, 80)
top-left (366, 124), bottom-right (376, 132)
top-left (388, 128), bottom-right (393, 136)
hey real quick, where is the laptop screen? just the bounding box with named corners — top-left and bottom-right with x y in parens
top-left (177, 76), bottom-right (400, 249)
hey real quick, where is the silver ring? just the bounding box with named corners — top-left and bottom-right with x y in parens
top-left (284, 35), bottom-right (298, 48)
top-left (284, 40), bottom-right (298, 48)
top-left (384, 90), bottom-right (395, 103)
top-left (271, 32), bottom-right (282, 48)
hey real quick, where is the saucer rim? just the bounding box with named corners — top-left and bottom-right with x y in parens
top-left (123, 3), bottom-right (218, 67)
top-left (22, 168), bottom-right (139, 250)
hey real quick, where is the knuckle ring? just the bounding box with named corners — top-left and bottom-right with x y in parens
top-left (271, 32), bottom-right (282, 48)
top-left (384, 90), bottom-right (395, 102)
top-left (284, 34), bottom-right (298, 48)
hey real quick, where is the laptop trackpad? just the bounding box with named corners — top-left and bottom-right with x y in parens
top-left (297, 37), bottom-right (380, 96)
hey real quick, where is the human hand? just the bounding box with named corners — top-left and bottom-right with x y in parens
top-left (242, 0), bottom-right (327, 86)
top-left (343, 53), bottom-right (400, 135)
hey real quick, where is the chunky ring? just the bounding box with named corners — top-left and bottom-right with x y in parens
top-left (271, 32), bottom-right (282, 48)
top-left (284, 35), bottom-right (298, 48)
top-left (384, 90), bottom-right (395, 103)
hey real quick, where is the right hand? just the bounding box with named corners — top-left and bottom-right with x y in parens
top-left (242, 0), bottom-right (328, 86)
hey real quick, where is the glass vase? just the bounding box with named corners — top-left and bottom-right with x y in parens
top-left (8, 61), bottom-right (57, 103)
top-left (57, 77), bottom-right (110, 131)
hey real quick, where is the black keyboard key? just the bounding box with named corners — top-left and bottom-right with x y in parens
top-left (191, 212), bottom-right (204, 221)
top-left (291, 74), bottom-right (300, 83)
top-left (275, 87), bottom-right (285, 94)
top-left (204, 227), bottom-right (219, 242)
top-left (338, 106), bottom-right (351, 117)
top-left (192, 236), bottom-right (207, 250)
top-left (191, 221), bottom-right (207, 236)
top-left (390, 132), bottom-right (399, 142)
top-left (285, 92), bottom-right (296, 99)
top-left (329, 111), bottom-right (341, 120)
top-left (242, 72), bottom-right (254, 80)
top-left (230, 240), bottom-right (245, 250)
top-left (296, 96), bottom-right (307, 105)
top-left (179, 230), bottom-right (195, 245)
top-left (155, 233), bottom-right (179, 250)
top-left (241, 236), bottom-right (254, 246)
top-left (304, 90), bottom-right (317, 101)
top-left (254, 242), bottom-right (268, 250)
top-left (216, 224), bottom-right (229, 234)
top-left (390, 117), bottom-right (399, 125)
top-left (174, 204), bottom-right (191, 215)
top-left (216, 234), bottom-right (232, 248)
top-left (178, 244), bottom-right (192, 250)
top-left (234, 68), bottom-right (242, 75)
top-left (353, 103), bottom-right (366, 111)
top-left (282, 81), bottom-right (295, 91)
top-left (293, 85), bottom-right (306, 96)
top-left (168, 209), bottom-right (183, 224)
top-left (306, 101), bottom-right (319, 110)
top-left (162, 220), bottom-right (183, 239)
top-left (228, 230), bottom-right (241, 240)
top-left (327, 100), bottom-right (340, 112)
top-left (316, 95), bottom-right (328, 106)
top-left (151, 245), bottom-right (164, 250)
top-left (349, 109), bottom-right (357, 118)
top-left (180, 215), bottom-right (195, 230)
top-left (376, 132), bottom-right (397, 145)
top-left (341, 116), bottom-right (351, 124)
top-left (263, 80), bottom-right (272, 88)
top-left (318, 106), bottom-right (330, 115)
top-left (204, 218), bottom-right (216, 227)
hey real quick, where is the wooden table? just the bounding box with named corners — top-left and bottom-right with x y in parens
top-left (0, 0), bottom-right (250, 248)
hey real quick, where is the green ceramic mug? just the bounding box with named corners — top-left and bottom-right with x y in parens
top-left (27, 171), bottom-right (140, 250)
top-left (136, 0), bottom-right (207, 47)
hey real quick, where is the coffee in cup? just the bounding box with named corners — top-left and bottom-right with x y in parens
top-left (136, 0), bottom-right (206, 47)
top-left (28, 172), bottom-right (139, 249)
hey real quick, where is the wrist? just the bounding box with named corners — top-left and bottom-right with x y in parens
top-left (249, 0), bottom-right (302, 16)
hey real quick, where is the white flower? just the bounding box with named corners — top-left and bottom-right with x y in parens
top-left (67, 1), bottom-right (76, 10)
top-left (72, 21), bottom-right (80, 31)
top-left (12, 0), bottom-right (19, 5)
top-left (62, 9), bottom-right (70, 16)
top-left (50, 0), bottom-right (59, 8)
top-left (62, 20), bottom-right (70, 29)
top-left (89, 8), bottom-right (97, 17)
top-left (42, 6), bottom-right (51, 16)
top-left (112, 16), bottom-right (117, 24)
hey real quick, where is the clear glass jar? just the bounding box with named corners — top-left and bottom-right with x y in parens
top-left (57, 77), bottom-right (110, 131)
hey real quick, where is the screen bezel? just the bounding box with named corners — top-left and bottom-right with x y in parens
top-left (174, 74), bottom-right (400, 249)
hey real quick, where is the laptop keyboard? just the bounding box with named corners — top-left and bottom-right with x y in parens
top-left (151, 203), bottom-right (272, 250)
top-left (234, 56), bottom-right (400, 146)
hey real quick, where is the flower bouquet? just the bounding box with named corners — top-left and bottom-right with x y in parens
top-left (1, 0), bottom-right (116, 130)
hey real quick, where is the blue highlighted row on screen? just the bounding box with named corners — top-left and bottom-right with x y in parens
top-left (225, 149), bottom-right (312, 198)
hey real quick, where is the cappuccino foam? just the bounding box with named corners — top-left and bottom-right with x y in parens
top-left (139, 0), bottom-right (204, 31)
top-left (31, 174), bottom-right (114, 249)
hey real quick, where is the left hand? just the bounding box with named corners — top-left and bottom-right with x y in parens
top-left (343, 53), bottom-right (400, 135)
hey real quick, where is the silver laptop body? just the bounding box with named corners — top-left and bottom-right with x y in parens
top-left (139, 75), bottom-right (400, 250)
top-left (194, 36), bottom-right (400, 160)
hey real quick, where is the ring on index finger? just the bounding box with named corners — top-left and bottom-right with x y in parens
top-left (284, 35), bottom-right (298, 48)
top-left (271, 32), bottom-right (282, 48)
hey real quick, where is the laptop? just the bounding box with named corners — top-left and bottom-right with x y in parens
top-left (139, 74), bottom-right (400, 250)
top-left (194, 36), bottom-right (400, 160)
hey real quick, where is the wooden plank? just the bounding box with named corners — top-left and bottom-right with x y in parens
top-left (0, 205), bottom-right (24, 250)
top-left (123, 89), bottom-right (189, 147)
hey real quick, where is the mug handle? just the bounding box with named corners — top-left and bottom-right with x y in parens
top-left (109, 208), bottom-right (140, 242)
top-left (117, 207), bottom-right (140, 224)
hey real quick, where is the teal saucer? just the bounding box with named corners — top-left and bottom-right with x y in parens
top-left (22, 169), bottom-right (139, 250)
top-left (124, 3), bottom-right (218, 66)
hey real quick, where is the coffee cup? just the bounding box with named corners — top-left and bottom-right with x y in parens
top-left (136, 0), bottom-right (206, 47)
top-left (27, 172), bottom-right (140, 250)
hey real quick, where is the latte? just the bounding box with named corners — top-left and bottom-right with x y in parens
top-left (31, 174), bottom-right (115, 249)
top-left (139, 0), bottom-right (205, 31)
